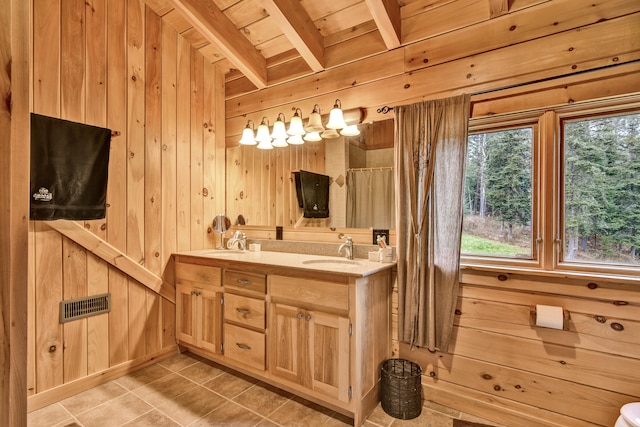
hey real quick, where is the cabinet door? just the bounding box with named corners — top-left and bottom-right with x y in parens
top-left (269, 303), bottom-right (304, 384)
top-left (176, 284), bottom-right (197, 346)
top-left (307, 311), bottom-right (351, 403)
top-left (198, 288), bottom-right (222, 354)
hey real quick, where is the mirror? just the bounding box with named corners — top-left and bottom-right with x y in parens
top-left (225, 119), bottom-right (395, 230)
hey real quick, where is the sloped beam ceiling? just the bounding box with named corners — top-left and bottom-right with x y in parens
top-left (262, 0), bottom-right (324, 72)
top-left (168, 0), bottom-right (267, 88)
top-left (488, 0), bottom-right (510, 18)
top-left (365, 0), bottom-right (401, 49)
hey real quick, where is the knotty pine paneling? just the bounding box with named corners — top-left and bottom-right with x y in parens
top-left (28, 0), bottom-right (225, 403)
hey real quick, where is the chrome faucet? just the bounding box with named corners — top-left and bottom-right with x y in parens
top-left (227, 231), bottom-right (247, 250)
top-left (338, 236), bottom-right (353, 260)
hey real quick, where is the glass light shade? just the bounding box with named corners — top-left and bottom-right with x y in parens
top-left (255, 122), bottom-right (272, 143)
top-left (303, 131), bottom-right (322, 142)
top-left (340, 124), bottom-right (360, 136)
top-left (326, 100), bottom-right (347, 129)
top-left (306, 105), bottom-right (324, 132)
top-left (271, 138), bottom-right (288, 147)
top-left (287, 109), bottom-right (306, 135)
top-left (321, 128), bottom-right (340, 139)
top-left (256, 139), bottom-right (273, 149)
top-left (239, 126), bottom-right (257, 145)
top-left (271, 119), bottom-right (288, 140)
top-left (287, 134), bottom-right (304, 145)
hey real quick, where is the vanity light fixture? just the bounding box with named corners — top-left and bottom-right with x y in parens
top-left (287, 134), bottom-right (304, 145)
top-left (271, 113), bottom-right (288, 140)
top-left (255, 117), bottom-right (272, 142)
top-left (238, 102), bottom-right (365, 148)
top-left (305, 104), bottom-right (324, 133)
top-left (239, 120), bottom-right (257, 145)
top-left (271, 138), bottom-right (289, 148)
top-left (303, 131), bottom-right (322, 142)
top-left (321, 128), bottom-right (340, 139)
top-left (287, 108), bottom-right (306, 136)
top-left (340, 124), bottom-right (360, 136)
top-left (326, 99), bottom-right (347, 130)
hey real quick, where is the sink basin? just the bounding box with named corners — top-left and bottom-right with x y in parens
top-left (301, 259), bottom-right (361, 266)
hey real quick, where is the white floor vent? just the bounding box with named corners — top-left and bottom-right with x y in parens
top-left (60, 293), bottom-right (111, 323)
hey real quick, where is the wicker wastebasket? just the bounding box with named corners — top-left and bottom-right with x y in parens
top-left (380, 358), bottom-right (422, 420)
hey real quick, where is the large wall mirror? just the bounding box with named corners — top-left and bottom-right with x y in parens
top-left (225, 119), bottom-right (395, 231)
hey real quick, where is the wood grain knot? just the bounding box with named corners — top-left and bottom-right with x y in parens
top-left (587, 282), bottom-right (598, 289)
top-left (482, 373), bottom-right (492, 380)
top-left (455, 309), bottom-right (462, 315)
top-left (613, 301), bottom-right (629, 306)
top-left (48, 345), bottom-right (56, 353)
top-left (493, 385), bottom-right (501, 391)
top-left (594, 315), bottom-right (606, 323)
top-left (497, 274), bottom-right (508, 281)
top-left (610, 322), bottom-right (624, 331)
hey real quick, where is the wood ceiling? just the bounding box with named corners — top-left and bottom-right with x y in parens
top-left (144, 0), bottom-right (516, 96)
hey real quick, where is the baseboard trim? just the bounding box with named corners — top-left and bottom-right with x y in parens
top-left (27, 345), bottom-right (181, 412)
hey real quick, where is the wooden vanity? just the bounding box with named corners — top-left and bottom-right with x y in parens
top-left (173, 250), bottom-right (394, 426)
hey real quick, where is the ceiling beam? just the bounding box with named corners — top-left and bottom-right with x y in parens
top-left (168, 0), bottom-right (267, 88)
top-left (365, 0), bottom-right (401, 49)
top-left (262, 0), bottom-right (324, 72)
top-left (488, 0), bottom-right (510, 18)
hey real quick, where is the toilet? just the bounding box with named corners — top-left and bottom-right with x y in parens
top-left (616, 403), bottom-right (640, 427)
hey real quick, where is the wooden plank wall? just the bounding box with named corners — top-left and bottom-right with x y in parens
top-left (28, 0), bottom-right (225, 408)
top-left (220, 1), bottom-right (640, 426)
top-left (1, 1), bottom-right (30, 425)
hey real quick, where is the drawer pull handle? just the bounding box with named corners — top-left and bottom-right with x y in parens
top-left (236, 343), bottom-right (251, 350)
top-left (237, 279), bottom-right (252, 285)
top-left (236, 308), bottom-right (251, 315)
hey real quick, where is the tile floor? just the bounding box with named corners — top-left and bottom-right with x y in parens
top-left (28, 352), bottom-right (501, 427)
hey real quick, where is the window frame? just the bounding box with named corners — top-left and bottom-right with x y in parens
top-left (461, 95), bottom-right (640, 281)
top-left (461, 112), bottom-right (542, 270)
top-left (554, 102), bottom-right (640, 278)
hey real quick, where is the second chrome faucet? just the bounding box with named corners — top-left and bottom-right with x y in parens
top-left (338, 236), bottom-right (354, 260)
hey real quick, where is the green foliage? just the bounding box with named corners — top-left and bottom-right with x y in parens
top-left (564, 112), bottom-right (640, 264)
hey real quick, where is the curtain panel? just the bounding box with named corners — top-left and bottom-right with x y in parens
top-left (346, 168), bottom-right (395, 229)
top-left (394, 94), bottom-right (470, 352)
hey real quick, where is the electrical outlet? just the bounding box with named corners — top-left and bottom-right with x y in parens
top-left (372, 229), bottom-right (389, 245)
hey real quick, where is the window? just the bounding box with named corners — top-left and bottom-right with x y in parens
top-left (561, 111), bottom-right (640, 267)
top-left (462, 126), bottom-right (534, 259)
top-left (461, 98), bottom-right (640, 278)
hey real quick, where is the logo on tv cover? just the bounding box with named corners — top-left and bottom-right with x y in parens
top-left (33, 187), bottom-right (53, 202)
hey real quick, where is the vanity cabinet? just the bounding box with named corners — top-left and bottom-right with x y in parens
top-left (173, 253), bottom-right (393, 426)
top-left (222, 270), bottom-right (267, 370)
top-left (175, 261), bottom-right (223, 354)
top-left (269, 275), bottom-right (351, 402)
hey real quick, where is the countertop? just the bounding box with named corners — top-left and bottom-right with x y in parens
top-left (174, 249), bottom-right (395, 278)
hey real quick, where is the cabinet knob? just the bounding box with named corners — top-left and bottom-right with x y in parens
top-left (236, 343), bottom-right (251, 350)
top-left (236, 308), bottom-right (251, 315)
top-left (190, 290), bottom-right (201, 296)
top-left (296, 313), bottom-right (303, 320)
top-left (305, 314), bottom-right (312, 321)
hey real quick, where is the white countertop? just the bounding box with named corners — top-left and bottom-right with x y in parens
top-left (175, 249), bottom-right (395, 277)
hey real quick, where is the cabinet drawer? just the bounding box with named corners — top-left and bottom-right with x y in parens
top-left (176, 262), bottom-right (221, 287)
top-left (224, 294), bottom-right (265, 330)
top-left (224, 270), bottom-right (266, 294)
top-left (224, 324), bottom-right (265, 370)
top-left (269, 275), bottom-right (349, 312)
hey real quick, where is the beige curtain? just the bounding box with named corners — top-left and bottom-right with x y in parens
top-left (394, 94), bottom-right (470, 352)
top-left (346, 168), bottom-right (395, 229)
